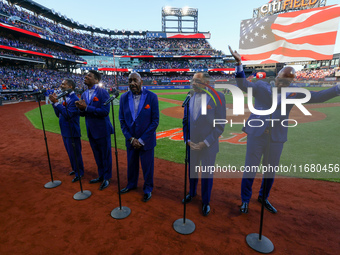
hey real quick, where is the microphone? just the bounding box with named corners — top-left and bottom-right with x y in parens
top-left (182, 90), bottom-right (194, 107)
top-left (30, 88), bottom-right (46, 95)
top-left (56, 89), bottom-right (72, 100)
top-left (103, 88), bottom-right (120, 106)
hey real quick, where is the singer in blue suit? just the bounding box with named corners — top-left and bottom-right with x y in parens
top-left (119, 72), bottom-right (159, 202)
top-left (229, 46), bottom-right (340, 214)
top-left (182, 72), bottom-right (226, 216)
top-left (75, 70), bottom-right (113, 191)
top-left (49, 79), bottom-right (84, 183)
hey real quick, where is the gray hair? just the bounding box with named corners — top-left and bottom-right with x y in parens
top-left (128, 72), bottom-right (141, 79)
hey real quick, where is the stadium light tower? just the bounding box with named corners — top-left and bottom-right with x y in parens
top-left (162, 6), bottom-right (198, 33)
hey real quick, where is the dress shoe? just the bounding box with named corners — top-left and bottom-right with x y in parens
top-left (120, 187), bottom-right (136, 194)
top-left (258, 196), bottom-right (277, 214)
top-left (69, 171), bottom-right (75, 175)
top-left (89, 177), bottom-right (103, 184)
top-left (202, 204), bottom-right (211, 216)
top-left (182, 193), bottom-right (194, 204)
top-left (143, 192), bottom-right (152, 202)
top-left (99, 179), bottom-right (110, 190)
top-left (71, 175), bottom-right (83, 183)
top-left (240, 202), bottom-right (249, 214)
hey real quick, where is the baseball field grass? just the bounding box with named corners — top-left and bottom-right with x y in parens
top-left (25, 87), bottom-right (340, 181)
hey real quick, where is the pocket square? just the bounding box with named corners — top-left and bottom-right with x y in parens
top-left (144, 104), bottom-right (150, 109)
top-left (93, 97), bottom-right (99, 102)
top-left (207, 105), bottom-right (212, 110)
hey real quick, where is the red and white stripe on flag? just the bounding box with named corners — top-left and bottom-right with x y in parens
top-left (238, 4), bottom-right (340, 64)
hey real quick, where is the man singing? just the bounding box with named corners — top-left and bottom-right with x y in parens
top-left (75, 70), bottom-right (113, 191)
top-left (49, 79), bottom-right (84, 183)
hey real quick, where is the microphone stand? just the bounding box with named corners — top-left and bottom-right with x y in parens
top-left (173, 98), bottom-right (195, 235)
top-left (108, 96), bottom-right (131, 219)
top-left (246, 114), bottom-right (274, 253)
top-left (62, 95), bottom-right (91, 200)
top-left (35, 93), bottom-right (61, 189)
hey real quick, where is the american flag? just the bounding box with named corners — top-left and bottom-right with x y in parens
top-left (238, 4), bottom-right (340, 64)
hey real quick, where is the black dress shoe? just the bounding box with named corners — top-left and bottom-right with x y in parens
top-left (71, 175), bottom-right (82, 183)
top-left (120, 187), bottom-right (136, 194)
top-left (89, 177), bottom-right (103, 184)
top-left (99, 179), bottom-right (110, 190)
top-left (240, 202), bottom-right (249, 214)
top-left (202, 204), bottom-right (211, 216)
top-left (182, 193), bottom-right (194, 204)
top-left (69, 171), bottom-right (75, 175)
top-left (258, 196), bottom-right (277, 214)
top-left (143, 192), bottom-right (152, 202)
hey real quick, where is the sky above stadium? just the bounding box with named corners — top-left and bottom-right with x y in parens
top-left (34, 0), bottom-right (340, 55)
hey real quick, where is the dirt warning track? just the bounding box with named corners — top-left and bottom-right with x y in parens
top-left (0, 102), bottom-right (339, 255)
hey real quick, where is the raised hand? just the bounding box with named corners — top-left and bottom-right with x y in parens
top-left (228, 45), bottom-right (242, 65)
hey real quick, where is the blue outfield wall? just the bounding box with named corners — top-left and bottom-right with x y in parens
top-left (118, 85), bottom-right (191, 90)
top-left (117, 82), bottom-right (340, 91)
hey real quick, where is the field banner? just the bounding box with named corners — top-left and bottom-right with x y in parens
top-left (239, 4), bottom-right (340, 64)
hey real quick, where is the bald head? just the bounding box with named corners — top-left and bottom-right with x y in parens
top-left (275, 66), bottom-right (296, 90)
top-left (277, 66), bottom-right (296, 79)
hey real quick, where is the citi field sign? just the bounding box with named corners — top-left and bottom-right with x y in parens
top-left (257, 0), bottom-right (321, 16)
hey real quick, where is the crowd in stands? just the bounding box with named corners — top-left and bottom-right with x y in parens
top-left (93, 38), bottom-right (221, 56)
top-left (0, 1), bottom-right (224, 56)
top-left (0, 32), bottom-right (85, 62)
top-left (295, 69), bottom-right (336, 81)
top-left (0, 49), bottom-right (44, 62)
top-left (0, 66), bottom-right (82, 90)
top-left (134, 59), bottom-right (233, 69)
top-left (0, 65), bottom-right (233, 92)
top-left (0, 1), bottom-right (89, 46)
top-left (0, 66), bottom-right (127, 92)
top-left (102, 73), bottom-right (233, 84)
top-left (90, 59), bottom-right (234, 69)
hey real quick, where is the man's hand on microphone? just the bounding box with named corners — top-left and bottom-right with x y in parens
top-left (75, 99), bottom-right (87, 110)
top-left (49, 93), bottom-right (58, 104)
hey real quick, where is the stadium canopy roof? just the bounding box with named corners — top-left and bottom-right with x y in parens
top-left (7, 0), bottom-right (147, 36)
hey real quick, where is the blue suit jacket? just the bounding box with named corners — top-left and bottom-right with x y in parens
top-left (53, 92), bottom-right (81, 138)
top-left (80, 85), bottom-right (114, 139)
top-left (236, 70), bottom-right (340, 142)
top-left (119, 89), bottom-right (159, 151)
top-left (183, 90), bottom-right (226, 154)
